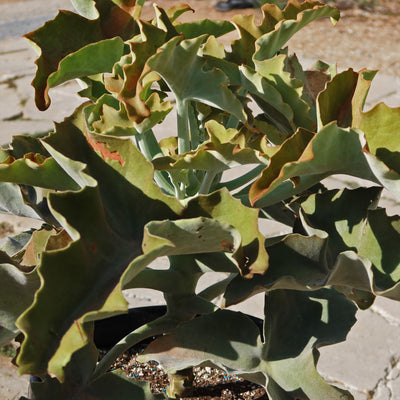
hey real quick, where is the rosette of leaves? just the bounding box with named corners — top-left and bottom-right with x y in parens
top-left (0, 1), bottom-right (400, 399)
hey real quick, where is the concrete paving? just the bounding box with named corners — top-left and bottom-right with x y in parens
top-left (1, 1), bottom-right (400, 399)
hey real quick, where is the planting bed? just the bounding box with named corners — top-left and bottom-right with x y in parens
top-left (110, 348), bottom-right (268, 400)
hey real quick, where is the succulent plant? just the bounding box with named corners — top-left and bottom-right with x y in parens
top-left (1, 1), bottom-right (400, 399)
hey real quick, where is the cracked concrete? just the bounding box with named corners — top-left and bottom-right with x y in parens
top-left (1, 1), bottom-right (400, 399)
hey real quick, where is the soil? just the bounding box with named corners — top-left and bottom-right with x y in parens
top-left (110, 347), bottom-right (269, 400)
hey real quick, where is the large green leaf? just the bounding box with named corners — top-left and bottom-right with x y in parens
top-left (203, 55), bottom-right (296, 133)
top-left (0, 257), bottom-right (40, 346)
top-left (139, 309), bottom-right (263, 374)
top-left (0, 182), bottom-right (40, 219)
top-left (226, 187), bottom-right (400, 309)
top-left (14, 115), bottom-right (180, 377)
top-left (140, 292), bottom-right (355, 400)
top-left (0, 152), bottom-right (89, 191)
top-left (48, 37), bottom-right (127, 88)
top-left (250, 122), bottom-right (400, 207)
top-left (122, 216), bottom-right (241, 288)
top-left (24, 11), bottom-right (103, 110)
top-left (357, 103), bottom-right (400, 174)
top-left (317, 69), bottom-right (376, 129)
top-left (254, 55), bottom-right (314, 130)
top-left (176, 19), bottom-right (235, 39)
top-left (105, 20), bottom-right (170, 123)
top-left (254, 1), bottom-right (340, 61)
top-left (223, 234), bottom-right (329, 307)
top-left (147, 36), bottom-right (246, 122)
top-left (260, 289), bottom-right (355, 400)
top-left (0, 227), bottom-right (57, 346)
top-left (183, 189), bottom-right (269, 276)
top-left (299, 187), bottom-right (400, 298)
top-left (229, 1), bottom-right (339, 67)
top-left (25, 0), bottom-right (140, 110)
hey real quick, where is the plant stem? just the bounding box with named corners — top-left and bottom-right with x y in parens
top-left (226, 114), bottom-right (240, 129)
top-left (177, 100), bottom-right (190, 154)
top-left (198, 170), bottom-right (217, 195)
top-left (133, 0), bottom-right (145, 18)
top-left (188, 102), bottom-right (201, 150)
top-left (216, 165), bottom-right (265, 191)
top-left (197, 273), bottom-right (236, 301)
top-left (135, 131), bottom-right (175, 195)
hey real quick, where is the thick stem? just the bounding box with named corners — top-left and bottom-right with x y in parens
top-left (188, 102), bottom-right (201, 151)
top-left (226, 114), bottom-right (240, 130)
top-left (177, 100), bottom-right (190, 154)
top-left (216, 165), bottom-right (265, 192)
top-left (198, 170), bottom-right (217, 195)
top-left (135, 131), bottom-right (175, 195)
top-left (197, 273), bottom-right (236, 302)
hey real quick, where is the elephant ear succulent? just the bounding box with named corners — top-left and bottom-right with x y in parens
top-left (0, 1), bottom-right (399, 399)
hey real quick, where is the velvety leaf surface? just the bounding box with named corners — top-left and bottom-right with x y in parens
top-left (25, 0), bottom-right (140, 110)
top-left (357, 103), bottom-right (400, 174)
top-left (259, 289), bottom-right (355, 400)
top-left (229, 1), bottom-right (338, 67)
top-left (152, 120), bottom-right (269, 174)
top-left (105, 20), bottom-right (170, 123)
top-left (139, 309), bottom-right (262, 373)
top-left (202, 55), bottom-right (296, 133)
top-left (254, 1), bottom-right (340, 61)
top-left (299, 187), bottom-right (400, 298)
top-left (176, 19), bottom-right (235, 39)
top-left (47, 37), bottom-right (127, 88)
top-left (24, 11), bottom-right (103, 110)
top-left (0, 182), bottom-right (40, 219)
top-left (71, 0), bottom-right (99, 19)
top-left (250, 122), bottom-right (400, 207)
top-left (254, 55), bottom-right (314, 130)
top-left (317, 69), bottom-right (375, 129)
top-left (147, 36), bottom-right (246, 122)
top-left (0, 258), bottom-right (40, 346)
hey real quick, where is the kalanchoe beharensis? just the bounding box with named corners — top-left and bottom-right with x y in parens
top-left (0, 1), bottom-right (400, 400)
